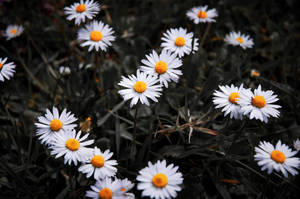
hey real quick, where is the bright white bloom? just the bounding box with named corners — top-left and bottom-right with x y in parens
top-left (86, 177), bottom-right (124, 199)
top-left (50, 130), bottom-right (93, 165)
top-left (5, 24), bottom-right (24, 40)
top-left (186, 5), bottom-right (218, 24)
top-left (213, 84), bottom-right (244, 120)
top-left (0, 57), bottom-right (16, 82)
top-left (224, 31), bottom-right (254, 49)
top-left (78, 147), bottom-right (117, 180)
top-left (137, 160), bottom-right (183, 199)
top-left (118, 70), bottom-right (162, 108)
top-left (139, 49), bottom-right (183, 88)
top-left (59, 66), bottom-right (71, 75)
top-left (161, 27), bottom-right (199, 58)
top-left (238, 85), bottom-right (281, 123)
top-left (118, 178), bottom-right (135, 199)
top-left (78, 20), bottom-right (115, 52)
top-left (64, 0), bottom-right (100, 25)
top-left (35, 106), bottom-right (77, 145)
top-left (254, 140), bottom-right (300, 178)
top-left (293, 139), bottom-right (300, 151)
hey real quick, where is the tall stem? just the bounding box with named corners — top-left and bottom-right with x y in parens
top-left (132, 105), bottom-right (139, 148)
top-left (199, 23), bottom-right (211, 49)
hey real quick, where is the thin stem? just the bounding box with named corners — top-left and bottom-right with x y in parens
top-left (199, 23), bottom-right (211, 49)
top-left (132, 104), bottom-right (139, 148)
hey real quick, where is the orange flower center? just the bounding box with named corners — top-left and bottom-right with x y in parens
top-left (152, 173), bottom-right (168, 188)
top-left (133, 81), bottom-right (147, 93)
top-left (175, 37), bottom-right (185, 47)
top-left (76, 4), bottom-right (86, 13)
top-left (65, 138), bottom-right (80, 151)
top-left (50, 119), bottom-right (63, 131)
top-left (98, 188), bottom-right (113, 199)
top-left (197, 11), bottom-right (207, 18)
top-left (10, 29), bottom-right (17, 34)
top-left (270, 150), bottom-right (286, 164)
top-left (155, 61), bottom-right (168, 74)
top-left (90, 31), bottom-right (103, 42)
top-left (121, 188), bottom-right (126, 192)
top-left (236, 37), bottom-right (244, 44)
top-left (252, 95), bottom-right (266, 108)
top-left (228, 92), bottom-right (240, 104)
top-left (0, 62), bottom-right (2, 69)
top-left (91, 155), bottom-right (105, 168)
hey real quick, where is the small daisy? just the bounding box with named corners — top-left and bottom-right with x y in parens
top-left (78, 20), bottom-right (115, 52)
top-left (118, 70), bottom-right (162, 108)
top-left (137, 160), bottom-right (183, 199)
top-left (250, 69), bottom-right (260, 77)
top-left (117, 178), bottom-right (135, 199)
top-left (254, 140), bottom-right (300, 177)
top-left (64, 0), bottom-right (100, 25)
top-left (293, 139), bottom-right (300, 151)
top-left (0, 57), bottom-right (16, 82)
top-left (161, 27), bottom-right (199, 58)
top-left (35, 106), bottom-right (78, 145)
top-left (139, 49), bottom-right (183, 88)
top-left (224, 31), bottom-right (254, 49)
top-left (59, 66), bottom-right (71, 75)
top-left (50, 130), bottom-right (94, 165)
top-left (78, 147), bottom-right (118, 180)
top-left (86, 177), bottom-right (124, 199)
top-left (213, 84), bottom-right (244, 119)
top-left (186, 5), bottom-right (218, 24)
top-left (5, 24), bottom-right (24, 40)
top-left (238, 85), bottom-right (281, 123)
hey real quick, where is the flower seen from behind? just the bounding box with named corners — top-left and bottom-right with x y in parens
top-left (294, 139), bottom-right (300, 151)
top-left (186, 5), bottom-right (218, 24)
top-left (224, 31), bottom-right (254, 49)
top-left (5, 24), bottom-right (24, 40)
top-left (0, 57), bottom-right (16, 82)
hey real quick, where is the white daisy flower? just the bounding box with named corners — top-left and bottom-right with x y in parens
top-left (186, 5), bottom-right (218, 24)
top-left (86, 177), bottom-right (124, 199)
top-left (118, 70), bottom-right (162, 108)
top-left (0, 57), bottom-right (16, 82)
top-left (5, 24), bottom-right (24, 40)
top-left (35, 106), bottom-right (78, 145)
top-left (161, 27), bottom-right (199, 58)
top-left (224, 31), bottom-right (254, 49)
top-left (117, 178), bottom-right (135, 199)
top-left (238, 85), bottom-right (281, 123)
top-left (254, 140), bottom-right (300, 178)
top-left (137, 160), bottom-right (183, 199)
top-left (293, 139), bottom-right (300, 151)
top-left (139, 49), bottom-right (183, 88)
top-left (59, 66), bottom-right (71, 75)
top-left (78, 147), bottom-right (118, 180)
top-left (50, 130), bottom-right (94, 165)
top-left (64, 0), bottom-right (100, 25)
top-left (78, 20), bottom-right (115, 52)
top-left (213, 84), bottom-right (244, 120)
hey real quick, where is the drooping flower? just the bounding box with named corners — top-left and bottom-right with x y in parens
top-left (0, 57), bottom-right (16, 82)
top-left (186, 5), bottom-right (218, 24)
top-left (224, 31), bottom-right (254, 49)
top-left (5, 24), bottom-right (24, 40)
top-left (293, 139), bottom-right (300, 151)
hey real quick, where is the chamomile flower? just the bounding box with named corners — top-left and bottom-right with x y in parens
top-left (78, 147), bottom-right (118, 180)
top-left (238, 85), bottom-right (281, 123)
top-left (213, 84), bottom-right (244, 119)
top-left (254, 140), bottom-right (300, 177)
top-left (5, 24), bottom-right (24, 40)
top-left (161, 27), bottom-right (199, 58)
top-left (137, 160), bottom-right (183, 199)
top-left (293, 139), bottom-right (300, 151)
top-left (186, 5), bottom-right (218, 24)
top-left (139, 49), bottom-right (183, 88)
top-left (64, 0), bottom-right (100, 25)
top-left (50, 130), bottom-right (94, 165)
top-left (118, 70), bottom-right (162, 108)
top-left (0, 57), bottom-right (16, 82)
top-left (224, 31), bottom-right (254, 49)
top-left (35, 106), bottom-right (77, 145)
top-left (78, 20), bottom-right (115, 52)
top-left (118, 178), bottom-right (135, 199)
top-left (86, 177), bottom-right (124, 199)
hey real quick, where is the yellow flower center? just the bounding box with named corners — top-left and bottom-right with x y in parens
top-left (152, 173), bottom-right (168, 188)
top-left (10, 29), bottom-right (17, 34)
top-left (228, 92), bottom-right (240, 104)
top-left (65, 138), bottom-right (80, 151)
top-left (236, 37), bottom-right (244, 44)
top-left (50, 119), bottom-right (63, 131)
top-left (155, 61), bottom-right (168, 74)
top-left (0, 62), bottom-right (2, 69)
top-left (90, 31), bottom-right (103, 42)
top-left (98, 188), bottom-right (113, 199)
top-left (91, 155), bottom-right (105, 168)
top-left (197, 11), bottom-right (207, 18)
top-left (252, 95), bottom-right (266, 108)
top-left (175, 37), bottom-right (185, 47)
top-left (270, 150), bottom-right (286, 164)
top-left (76, 4), bottom-right (86, 13)
top-left (133, 81), bottom-right (147, 93)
